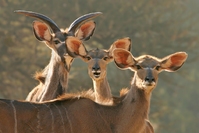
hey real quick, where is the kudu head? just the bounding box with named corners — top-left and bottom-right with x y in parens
top-left (14, 10), bottom-right (102, 71)
top-left (113, 49), bottom-right (187, 93)
top-left (66, 37), bottom-right (131, 81)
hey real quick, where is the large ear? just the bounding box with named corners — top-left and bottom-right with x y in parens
top-left (75, 21), bottom-right (96, 41)
top-left (109, 37), bottom-right (131, 56)
top-left (66, 36), bottom-right (87, 57)
top-left (32, 21), bottom-right (52, 42)
top-left (160, 52), bottom-right (188, 72)
top-left (113, 48), bottom-right (136, 70)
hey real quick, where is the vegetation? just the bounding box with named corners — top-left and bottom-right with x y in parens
top-left (0, 0), bottom-right (198, 132)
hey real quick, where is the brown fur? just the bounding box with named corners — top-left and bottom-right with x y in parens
top-left (34, 71), bottom-right (46, 84)
top-left (56, 88), bottom-right (128, 105)
top-left (0, 83), bottom-right (151, 133)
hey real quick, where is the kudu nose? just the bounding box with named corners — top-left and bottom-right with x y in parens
top-left (92, 62), bottom-right (101, 78)
top-left (92, 66), bottom-right (100, 71)
top-left (92, 61), bottom-right (101, 72)
top-left (145, 77), bottom-right (155, 83)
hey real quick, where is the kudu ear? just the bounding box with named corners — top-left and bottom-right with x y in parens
top-left (75, 21), bottom-right (96, 41)
top-left (160, 52), bottom-right (188, 72)
top-left (66, 36), bottom-right (87, 57)
top-left (109, 37), bottom-right (131, 56)
top-left (113, 48), bottom-right (136, 70)
top-left (32, 21), bottom-right (52, 42)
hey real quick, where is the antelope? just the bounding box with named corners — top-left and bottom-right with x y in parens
top-left (66, 37), bottom-right (131, 104)
top-left (112, 48), bottom-right (187, 132)
top-left (0, 38), bottom-right (187, 133)
top-left (15, 10), bottom-right (102, 102)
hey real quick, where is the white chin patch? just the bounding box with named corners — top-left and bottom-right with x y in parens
top-left (142, 81), bottom-right (156, 88)
top-left (92, 70), bottom-right (101, 78)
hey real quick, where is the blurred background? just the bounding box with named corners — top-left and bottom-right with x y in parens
top-left (0, 0), bottom-right (198, 132)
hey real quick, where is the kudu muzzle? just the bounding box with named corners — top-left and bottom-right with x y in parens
top-left (143, 68), bottom-right (155, 86)
top-left (92, 59), bottom-right (101, 78)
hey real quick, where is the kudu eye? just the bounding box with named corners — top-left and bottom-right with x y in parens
top-left (103, 56), bottom-right (108, 61)
top-left (54, 40), bottom-right (60, 44)
top-left (155, 65), bottom-right (161, 70)
top-left (135, 65), bottom-right (142, 70)
top-left (86, 56), bottom-right (91, 61)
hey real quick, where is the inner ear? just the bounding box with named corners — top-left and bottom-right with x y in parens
top-left (32, 21), bottom-right (52, 42)
top-left (170, 53), bottom-right (187, 66)
top-left (161, 52), bottom-right (187, 72)
top-left (109, 38), bottom-right (131, 56)
top-left (66, 36), bottom-right (87, 57)
top-left (75, 21), bottom-right (96, 41)
top-left (113, 37), bottom-right (131, 50)
top-left (113, 49), bottom-right (134, 69)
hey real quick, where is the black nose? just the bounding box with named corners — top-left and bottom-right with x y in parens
top-left (92, 65), bottom-right (100, 71)
top-left (145, 77), bottom-right (155, 83)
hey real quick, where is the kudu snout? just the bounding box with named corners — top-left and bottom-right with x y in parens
top-left (92, 60), bottom-right (101, 78)
top-left (144, 68), bottom-right (156, 85)
top-left (92, 63), bottom-right (100, 71)
top-left (144, 76), bottom-right (155, 83)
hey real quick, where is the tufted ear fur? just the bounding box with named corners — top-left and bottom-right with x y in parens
top-left (32, 21), bottom-right (52, 42)
top-left (108, 37), bottom-right (131, 56)
top-left (66, 36), bottom-right (87, 57)
top-left (113, 48), bottom-right (136, 70)
top-left (75, 21), bottom-right (96, 41)
top-left (160, 52), bottom-right (188, 72)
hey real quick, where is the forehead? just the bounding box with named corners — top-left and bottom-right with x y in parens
top-left (54, 32), bottom-right (68, 41)
top-left (87, 48), bottom-right (109, 58)
top-left (136, 55), bottom-right (160, 67)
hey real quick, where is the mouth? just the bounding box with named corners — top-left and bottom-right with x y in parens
top-left (92, 70), bottom-right (101, 78)
top-left (142, 81), bottom-right (156, 87)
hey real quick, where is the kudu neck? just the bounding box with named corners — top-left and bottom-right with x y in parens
top-left (122, 72), bottom-right (151, 117)
top-left (39, 50), bottom-right (68, 101)
top-left (115, 72), bottom-right (152, 132)
top-left (93, 77), bottom-right (112, 104)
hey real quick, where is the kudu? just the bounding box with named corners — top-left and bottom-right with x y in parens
top-left (66, 37), bottom-right (131, 104)
top-left (112, 48), bottom-right (187, 132)
top-left (0, 38), bottom-right (187, 133)
top-left (15, 10), bottom-right (102, 102)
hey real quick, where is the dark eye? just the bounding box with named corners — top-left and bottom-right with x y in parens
top-left (86, 56), bottom-right (91, 61)
top-left (136, 65), bottom-right (142, 70)
top-left (155, 65), bottom-right (161, 70)
top-left (103, 56), bottom-right (108, 61)
top-left (54, 40), bottom-right (60, 44)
